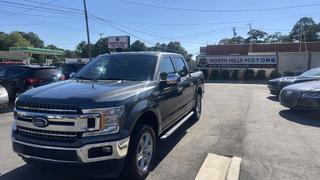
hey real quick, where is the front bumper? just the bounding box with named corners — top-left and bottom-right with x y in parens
top-left (12, 136), bottom-right (130, 163)
top-left (267, 85), bottom-right (281, 94)
top-left (280, 91), bottom-right (320, 110)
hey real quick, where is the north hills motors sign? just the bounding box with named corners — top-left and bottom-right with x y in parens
top-left (196, 55), bottom-right (277, 68)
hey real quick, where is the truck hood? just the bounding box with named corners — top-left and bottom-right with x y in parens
top-left (283, 80), bottom-right (320, 92)
top-left (18, 80), bottom-right (156, 108)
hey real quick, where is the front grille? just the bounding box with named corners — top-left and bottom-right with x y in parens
top-left (17, 126), bottom-right (81, 142)
top-left (281, 90), bottom-right (301, 106)
top-left (16, 102), bottom-right (80, 115)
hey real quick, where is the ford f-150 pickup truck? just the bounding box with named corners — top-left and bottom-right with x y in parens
top-left (12, 52), bottom-right (204, 179)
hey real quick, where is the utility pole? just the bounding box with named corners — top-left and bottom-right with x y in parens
top-left (232, 27), bottom-right (237, 39)
top-left (247, 23), bottom-right (253, 52)
top-left (98, 33), bottom-right (104, 39)
top-left (83, 0), bottom-right (91, 60)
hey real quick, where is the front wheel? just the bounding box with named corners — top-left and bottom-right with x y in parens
top-left (122, 124), bottom-right (156, 180)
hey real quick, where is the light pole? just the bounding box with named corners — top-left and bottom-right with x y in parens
top-left (83, 0), bottom-right (91, 60)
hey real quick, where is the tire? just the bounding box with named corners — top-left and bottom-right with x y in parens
top-left (193, 93), bottom-right (202, 121)
top-left (122, 124), bottom-right (156, 180)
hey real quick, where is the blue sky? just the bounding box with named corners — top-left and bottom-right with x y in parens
top-left (0, 0), bottom-right (320, 55)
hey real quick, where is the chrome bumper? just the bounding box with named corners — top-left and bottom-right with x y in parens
top-left (12, 137), bottom-right (130, 163)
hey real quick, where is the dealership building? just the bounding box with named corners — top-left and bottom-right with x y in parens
top-left (197, 42), bottom-right (320, 79)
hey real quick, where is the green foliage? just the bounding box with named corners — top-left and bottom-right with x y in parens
top-left (0, 32), bottom-right (31, 50)
top-left (231, 70), bottom-right (240, 80)
top-left (256, 70), bottom-right (266, 80)
top-left (244, 69), bottom-right (255, 80)
top-left (211, 69), bottom-right (221, 80)
top-left (221, 69), bottom-right (230, 80)
top-left (269, 70), bottom-right (281, 79)
top-left (219, 36), bottom-right (245, 45)
top-left (75, 41), bottom-right (94, 58)
top-left (283, 71), bottom-right (295, 77)
top-left (246, 29), bottom-right (268, 43)
top-left (290, 17), bottom-right (320, 42)
top-left (128, 40), bottom-right (148, 51)
top-left (19, 32), bottom-right (44, 48)
top-left (150, 41), bottom-right (193, 62)
top-left (93, 38), bottom-right (109, 56)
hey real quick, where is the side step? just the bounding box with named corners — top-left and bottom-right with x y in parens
top-left (160, 111), bottom-right (194, 139)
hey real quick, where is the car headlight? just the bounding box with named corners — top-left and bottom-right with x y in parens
top-left (82, 105), bottom-right (125, 137)
top-left (301, 92), bottom-right (320, 98)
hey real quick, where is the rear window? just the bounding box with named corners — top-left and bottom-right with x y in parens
top-left (32, 68), bottom-right (59, 78)
top-left (0, 67), bottom-right (27, 77)
top-left (0, 67), bottom-right (6, 77)
top-left (60, 64), bottom-right (85, 73)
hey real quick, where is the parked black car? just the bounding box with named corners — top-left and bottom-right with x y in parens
top-left (12, 52), bottom-right (204, 179)
top-left (0, 65), bottom-right (63, 102)
top-left (280, 80), bottom-right (320, 110)
top-left (268, 68), bottom-right (320, 95)
top-left (58, 62), bottom-right (86, 79)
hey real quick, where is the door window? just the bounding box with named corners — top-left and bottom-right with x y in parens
top-left (172, 57), bottom-right (188, 77)
top-left (159, 57), bottom-right (175, 75)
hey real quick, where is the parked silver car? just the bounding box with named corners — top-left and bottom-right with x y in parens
top-left (0, 85), bottom-right (9, 108)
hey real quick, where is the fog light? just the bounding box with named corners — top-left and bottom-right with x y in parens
top-left (88, 146), bottom-right (113, 158)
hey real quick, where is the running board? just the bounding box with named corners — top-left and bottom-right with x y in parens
top-left (161, 111), bottom-right (194, 139)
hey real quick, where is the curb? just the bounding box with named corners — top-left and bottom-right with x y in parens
top-left (195, 153), bottom-right (242, 180)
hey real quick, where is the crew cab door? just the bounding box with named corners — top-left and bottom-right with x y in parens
top-left (157, 56), bottom-right (181, 128)
top-left (171, 57), bottom-right (195, 115)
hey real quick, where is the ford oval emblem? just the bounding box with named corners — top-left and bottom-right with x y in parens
top-left (32, 117), bottom-right (49, 128)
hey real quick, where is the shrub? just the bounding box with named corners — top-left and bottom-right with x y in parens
top-left (256, 70), bottom-right (266, 80)
top-left (269, 70), bottom-right (281, 79)
top-left (221, 70), bottom-right (230, 80)
top-left (244, 69), bottom-right (255, 80)
top-left (283, 71), bottom-right (295, 77)
top-left (211, 69), bottom-right (221, 80)
top-left (200, 69), bottom-right (208, 80)
top-left (231, 70), bottom-right (240, 80)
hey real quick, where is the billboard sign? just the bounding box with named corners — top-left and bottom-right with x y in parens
top-left (107, 36), bottom-right (130, 49)
top-left (196, 55), bottom-right (277, 68)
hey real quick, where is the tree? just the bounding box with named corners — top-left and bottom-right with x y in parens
top-left (1, 32), bottom-right (31, 50)
top-left (19, 32), bottom-right (44, 48)
top-left (246, 29), bottom-right (268, 43)
top-left (128, 40), bottom-right (148, 51)
top-left (289, 17), bottom-right (320, 42)
top-left (64, 50), bottom-right (78, 58)
top-left (265, 32), bottom-right (289, 43)
top-left (93, 38), bottom-right (109, 57)
top-left (219, 36), bottom-right (245, 45)
top-left (75, 41), bottom-right (94, 58)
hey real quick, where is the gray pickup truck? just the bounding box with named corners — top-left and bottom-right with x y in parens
top-left (12, 52), bottom-right (204, 179)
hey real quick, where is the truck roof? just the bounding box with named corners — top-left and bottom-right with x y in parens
top-left (100, 51), bottom-right (182, 57)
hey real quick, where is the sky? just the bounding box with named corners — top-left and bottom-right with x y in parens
top-left (0, 0), bottom-right (320, 56)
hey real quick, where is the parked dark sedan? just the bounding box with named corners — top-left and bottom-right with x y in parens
top-left (280, 81), bottom-right (320, 110)
top-left (0, 65), bottom-right (64, 102)
top-left (268, 68), bottom-right (320, 95)
top-left (58, 62), bottom-right (86, 79)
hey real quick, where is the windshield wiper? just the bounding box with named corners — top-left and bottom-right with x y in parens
top-left (75, 76), bottom-right (93, 80)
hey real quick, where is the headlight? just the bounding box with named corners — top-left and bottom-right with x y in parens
top-left (82, 105), bottom-right (125, 137)
top-left (301, 92), bottom-right (320, 98)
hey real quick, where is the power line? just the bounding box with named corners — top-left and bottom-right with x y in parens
top-left (119, 0), bottom-right (320, 13)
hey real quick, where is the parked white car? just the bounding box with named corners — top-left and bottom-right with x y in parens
top-left (0, 85), bottom-right (9, 108)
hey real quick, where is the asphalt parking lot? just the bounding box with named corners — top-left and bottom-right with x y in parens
top-left (1, 83), bottom-right (320, 180)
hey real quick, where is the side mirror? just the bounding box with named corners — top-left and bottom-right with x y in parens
top-left (69, 72), bottom-right (76, 79)
top-left (160, 72), bottom-right (180, 87)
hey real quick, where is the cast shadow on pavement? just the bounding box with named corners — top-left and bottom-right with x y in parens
top-left (279, 110), bottom-right (320, 127)
top-left (0, 116), bottom-right (197, 180)
top-left (267, 95), bottom-right (279, 102)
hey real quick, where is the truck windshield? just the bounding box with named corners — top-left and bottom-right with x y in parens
top-left (75, 55), bottom-right (157, 81)
top-left (299, 69), bottom-right (320, 77)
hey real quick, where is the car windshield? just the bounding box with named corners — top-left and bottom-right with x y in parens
top-left (299, 69), bottom-right (320, 77)
top-left (75, 55), bottom-right (157, 81)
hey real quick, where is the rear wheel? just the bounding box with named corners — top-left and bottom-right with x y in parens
top-left (193, 93), bottom-right (202, 121)
top-left (122, 124), bottom-right (156, 180)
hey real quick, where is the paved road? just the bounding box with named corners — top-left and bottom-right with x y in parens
top-left (1, 83), bottom-right (320, 180)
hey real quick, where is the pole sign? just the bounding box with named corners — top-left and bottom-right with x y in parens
top-left (196, 55), bottom-right (277, 68)
top-left (107, 36), bottom-right (130, 49)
